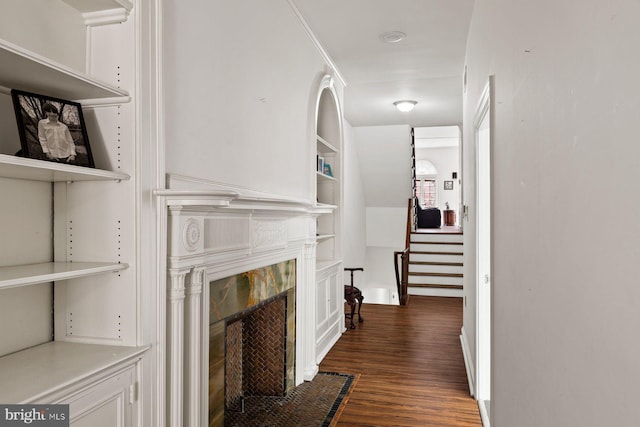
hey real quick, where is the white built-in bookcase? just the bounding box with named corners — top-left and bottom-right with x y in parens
top-left (314, 76), bottom-right (345, 362)
top-left (0, 2), bottom-right (147, 424)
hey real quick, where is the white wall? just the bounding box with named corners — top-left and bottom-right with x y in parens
top-left (352, 125), bottom-right (411, 302)
top-left (342, 121), bottom-right (366, 270)
top-left (162, 0), bottom-right (333, 201)
top-left (364, 207), bottom-right (405, 301)
top-left (464, 1), bottom-right (640, 425)
top-left (353, 125), bottom-right (412, 207)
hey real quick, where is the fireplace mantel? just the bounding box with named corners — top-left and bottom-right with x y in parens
top-left (155, 177), bottom-right (325, 427)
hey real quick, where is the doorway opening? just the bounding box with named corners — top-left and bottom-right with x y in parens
top-left (475, 77), bottom-right (493, 425)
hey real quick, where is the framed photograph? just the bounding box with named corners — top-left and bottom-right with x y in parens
top-left (317, 155), bottom-right (324, 173)
top-left (11, 89), bottom-right (94, 168)
top-left (323, 163), bottom-right (333, 177)
top-left (444, 180), bottom-right (454, 190)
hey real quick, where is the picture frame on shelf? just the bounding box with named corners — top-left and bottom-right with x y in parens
top-left (317, 155), bottom-right (324, 173)
top-left (323, 163), bottom-right (333, 177)
top-left (11, 89), bottom-right (95, 168)
top-left (444, 180), bottom-right (454, 190)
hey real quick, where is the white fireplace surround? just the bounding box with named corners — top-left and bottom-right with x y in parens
top-left (155, 174), bottom-right (327, 427)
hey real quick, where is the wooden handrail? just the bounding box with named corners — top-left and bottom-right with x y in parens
top-left (406, 197), bottom-right (413, 249)
top-left (394, 249), bottom-right (409, 306)
top-left (394, 198), bottom-right (414, 306)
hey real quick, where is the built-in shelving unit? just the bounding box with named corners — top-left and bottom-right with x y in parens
top-left (0, 5), bottom-right (143, 422)
top-left (314, 76), bottom-right (344, 362)
top-left (315, 87), bottom-right (341, 263)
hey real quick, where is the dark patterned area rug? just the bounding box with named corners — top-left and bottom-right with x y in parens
top-left (225, 372), bottom-right (358, 427)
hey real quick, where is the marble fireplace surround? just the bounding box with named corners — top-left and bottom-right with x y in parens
top-left (156, 175), bottom-right (325, 427)
top-left (210, 260), bottom-right (296, 425)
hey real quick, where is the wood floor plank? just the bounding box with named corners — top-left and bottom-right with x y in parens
top-left (320, 296), bottom-right (482, 427)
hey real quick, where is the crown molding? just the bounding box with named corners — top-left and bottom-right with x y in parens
top-left (286, 0), bottom-right (347, 88)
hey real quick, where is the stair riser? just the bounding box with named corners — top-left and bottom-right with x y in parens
top-left (410, 253), bottom-right (463, 263)
top-left (408, 275), bottom-right (463, 286)
top-left (408, 286), bottom-right (463, 297)
top-left (409, 264), bottom-right (463, 275)
top-left (411, 233), bottom-right (463, 243)
top-left (410, 243), bottom-right (463, 253)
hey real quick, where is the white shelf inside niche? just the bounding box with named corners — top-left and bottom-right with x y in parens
top-left (0, 262), bottom-right (128, 291)
top-left (316, 171), bottom-right (336, 181)
top-left (0, 38), bottom-right (128, 101)
top-left (314, 203), bottom-right (337, 211)
top-left (0, 342), bottom-right (148, 404)
top-left (317, 135), bottom-right (338, 154)
top-left (316, 234), bottom-right (336, 241)
top-left (61, 0), bottom-right (133, 14)
top-left (0, 154), bottom-right (129, 182)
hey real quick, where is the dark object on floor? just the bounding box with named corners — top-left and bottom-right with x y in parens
top-left (416, 203), bottom-right (441, 228)
top-left (225, 372), bottom-right (357, 427)
top-left (344, 267), bottom-right (364, 329)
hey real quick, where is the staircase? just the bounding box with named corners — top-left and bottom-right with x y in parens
top-left (408, 230), bottom-right (463, 297)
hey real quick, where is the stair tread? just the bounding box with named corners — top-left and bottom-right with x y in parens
top-left (410, 251), bottom-right (464, 256)
top-left (408, 283), bottom-right (463, 289)
top-left (410, 241), bottom-right (463, 245)
top-left (409, 261), bottom-right (463, 266)
top-left (411, 232), bottom-right (463, 236)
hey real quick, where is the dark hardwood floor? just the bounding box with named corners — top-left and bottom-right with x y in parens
top-left (320, 296), bottom-right (482, 427)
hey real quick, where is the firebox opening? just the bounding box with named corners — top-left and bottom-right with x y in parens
top-left (225, 295), bottom-right (287, 413)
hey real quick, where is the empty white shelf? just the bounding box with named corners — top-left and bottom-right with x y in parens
top-left (0, 38), bottom-right (128, 101)
top-left (316, 234), bottom-right (336, 241)
top-left (316, 135), bottom-right (338, 153)
top-left (61, 0), bottom-right (133, 14)
top-left (0, 262), bottom-right (129, 290)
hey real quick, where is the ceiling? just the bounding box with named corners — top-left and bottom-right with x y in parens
top-left (291, 0), bottom-right (474, 128)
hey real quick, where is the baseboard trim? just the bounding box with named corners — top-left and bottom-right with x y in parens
top-left (409, 287), bottom-right (463, 297)
top-left (478, 399), bottom-right (490, 427)
top-left (315, 321), bottom-right (342, 364)
top-left (460, 326), bottom-right (475, 396)
top-left (304, 365), bottom-right (319, 382)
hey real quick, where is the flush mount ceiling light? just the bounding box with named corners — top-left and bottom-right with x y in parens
top-left (394, 100), bottom-right (417, 112)
top-left (379, 31), bottom-right (406, 43)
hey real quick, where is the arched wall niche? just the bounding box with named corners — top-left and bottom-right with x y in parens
top-left (315, 75), bottom-right (342, 150)
top-left (311, 74), bottom-right (344, 361)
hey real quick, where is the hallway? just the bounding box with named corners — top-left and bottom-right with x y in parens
top-left (320, 296), bottom-right (482, 426)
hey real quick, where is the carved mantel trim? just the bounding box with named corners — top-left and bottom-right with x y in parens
top-left (155, 178), bottom-right (320, 427)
